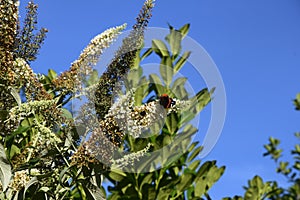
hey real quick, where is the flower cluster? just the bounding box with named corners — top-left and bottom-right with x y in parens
top-left (70, 128), bottom-right (115, 167)
top-left (52, 24), bottom-right (127, 94)
top-left (72, 88), bottom-right (193, 169)
top-left (166, 98), bottom-right (192, 114)
top-left (6, 99), bottom-right (58, 128)
top-left (0, 0), bottom-right (20, 118)
top-left (107, 91), bottom-right (166, 139)
top-left (94, 0), bottom-right (155, 120)
top-left (14, 1), bottom-right (48, 62)
top-left (70, 0), bottom-right (156, 169)
top-left (9, 118), bottom-right (63, 169)
top-left (13, 58), bottom-right (52, 100)
top-left (0, 0), bottom-right (19, 52)
top-left (8, 170), bottom-right (30, 192)
top-left (112, 143), bottom-right (152, 169)
top-left (33, 120), bottom-right (62, 148)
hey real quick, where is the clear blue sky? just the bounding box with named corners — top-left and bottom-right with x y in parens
top-left (20, 0), bottom-right (300, 198)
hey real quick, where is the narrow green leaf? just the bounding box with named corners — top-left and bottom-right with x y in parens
top-left (160, 58), bottom-right (174, 87)
top-left (140, 174), bottom-right (153, 190)
top-left (188, 142), bottom-right (200, 152)
top-left (141, 48), bottom-right (153, 60)
top-left (171, 77), bottom-right (187, 92)
top-left (48, 69), bottom-right (57, 81)
top-left (152, 39), bottom-right (169, 57)
top-left (109, 169), bottom-right (127, 182)
top-left (195, 161), bottom-right (213, 180)
top-left (126, 68), bottom-right (143, 89)
top-left (188, 146), bottom-right (203, 162)
top-left (174, 51), bottom-right (191, 73)
top-left (0, 144), bottom-right (11, 191)
top-left (195, 178), bottom-right (206, 197)
top-left (189, 160), bottom-right (201, 171)
top-left (168, 29), bottom-right (182, 57)
top-left (86, 184), bottom-right (106, 200)
top-left (134, 77), bottom-right (149, 106)
top-left (149, 74), bottom-right (165, 95)
top-left (9, 87), bottom-right (21, 107)
top-left (61, 108), bottom-right (73, 119)
top-left (179, 24), bottom-right (190, 39)
top-left (177, 173), bottom-right (194, 192)
top-left (9, 144), bottom-right (20, 159)
top-left (165, 113), bottom-right (179, 135)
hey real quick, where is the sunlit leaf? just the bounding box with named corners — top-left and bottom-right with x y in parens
top-left (174, 51), bottom-right (191, 73)
top-left (9, 87), bottom-right (21, 107)
top-left (152, 39), bottom-right (169, 57)
top-left (0, 144), bottom-right (11, 191)
top-left (179, 23), bottom-right (190, 39)
top-left (160, 58), bottom-right (173, 87)
top-left (48, 69), bottom-right (57, 81)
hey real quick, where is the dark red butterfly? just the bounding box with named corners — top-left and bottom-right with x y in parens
top-left (159, 94), bottom-right (176, 108)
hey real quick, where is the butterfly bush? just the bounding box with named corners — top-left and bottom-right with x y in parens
top-left (52, 24), bottom-right (127, 93)
top-left (71, 88), bottom-right (192, 169)
top-left (70, 0), bottom-right (156, 169)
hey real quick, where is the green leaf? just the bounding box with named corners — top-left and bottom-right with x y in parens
top-left (156, 187), bottom-right (172, 199)
top-left (140, 174), bottom-right (153, 190)
top-left (177, 173), bottom-right (194, 192)
top-left (195, 177), bottom-right (206, 197)
top-left (61, 108), bottom-right (73, 119)
top-left (149, 74), bottom-right (165, 95)
top-left (5, 125), bottom-right (30, 160)
top-left (165, 113), bottom-right (179, 135)
top-left (141, 48), bottom-right (153, 60)
top-left (189, 160), bottom-right (201, 171)
top-left (188, 142), bottom-right (200, 152)
top-left (9, 87), bottom-right (21, 107)
top-left (126, 68), bottom-right (143, 89)
top-left (163, 135), bottom-right (172, 146)
top-left (0, 144), bottom-right (11, 191)
top-left (166, 28), bottom-right (182, 57)
top-left (160, 57), bottom-right (174, 87)
top-left (174, 51), bottom-right (191, 73)
top-left (195, 162), bottom-right (225, 197)
top-left (195, 161), bottom-right (214, 180)
top-left (171, 77), bottom-right (189, 99)
top-left (9, 144), bottom-right (20, 159)
top-left (152, 39), bottom-right (169, 57)
top-left (85, 184), bottom-right (106, 200)
top-left (205, 165), bottom-right (225, 189)
top-left (39, 186), bottom-right (50, 192)
top-left (179, 24), bottom-right (190, 39)
top-left (109, 169), bottom-right (127, 182)
top-left (48, 69), bottom-right (57, 81)
top-left (134, 76), bottom-right (149, 106)
top-left (188, 146), bottom-right (203, 163)
top-left (171, 77), bottom-right (187, 91)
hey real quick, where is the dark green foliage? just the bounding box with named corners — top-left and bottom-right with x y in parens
top-left (106, 24), bottom-right (225, 200)
top-left (225, 93), bottom-right (300, 200)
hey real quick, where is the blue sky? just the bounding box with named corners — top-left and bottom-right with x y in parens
top-left (20, 0), bottom-right (300, 198)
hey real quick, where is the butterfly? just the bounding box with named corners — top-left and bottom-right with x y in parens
top-left (159, 94), bottom-right (176, 108)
